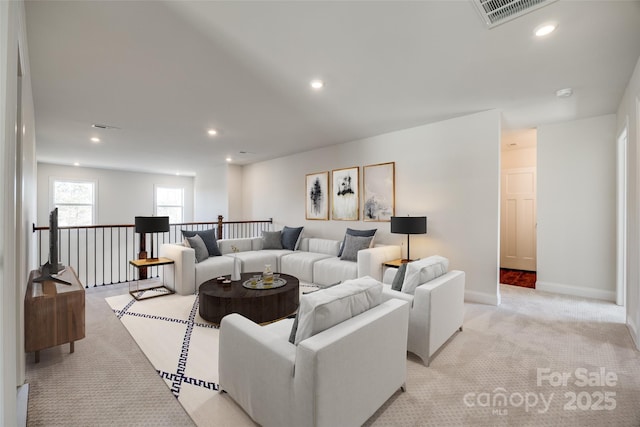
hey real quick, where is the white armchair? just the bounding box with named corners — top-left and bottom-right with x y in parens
top-left (382, 267), bottom-right (465, 366)
top-left (219, 289), bottom-right (410, 427)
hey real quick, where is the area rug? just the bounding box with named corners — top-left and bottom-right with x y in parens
top-left (106, 285), bottom-right (316, 427)
top-left (499, 268), bottom-right (536, 288)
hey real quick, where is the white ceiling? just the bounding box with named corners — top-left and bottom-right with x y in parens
top-left (25, 0), bottom-right (640, 176)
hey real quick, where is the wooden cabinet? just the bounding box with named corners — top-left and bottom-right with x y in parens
top-left (24, 267), bottom-right (85, 363)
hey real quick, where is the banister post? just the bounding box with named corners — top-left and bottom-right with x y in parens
top-left (217, 215), bottom-right (224, 240)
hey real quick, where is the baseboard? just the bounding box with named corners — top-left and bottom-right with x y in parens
top-left (536, 281), bottom-right (616, 302)
top-left (17, 383), bottom-right (28, 427)
top-left (627, 314), bottom-right (639, 350)
top-left (465, 289), bottom-right (500, 306)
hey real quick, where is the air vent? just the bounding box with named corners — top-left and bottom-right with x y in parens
top-left (471, 0), bottom-right (558, 28)
top-left (91, 123), bottom-right (120, 130)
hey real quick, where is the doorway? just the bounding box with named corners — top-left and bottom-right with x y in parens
top-left (500, 129), bottom-right (537, 287)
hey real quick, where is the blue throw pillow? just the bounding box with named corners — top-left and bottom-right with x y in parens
top-left (337, 228), bottom-right (377, 257)
top-left (181, 229), bottom-right (222, 257)
top-left (281, 226), bottom-right (304, 250)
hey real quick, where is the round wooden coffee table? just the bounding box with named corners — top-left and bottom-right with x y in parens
top-left (198, 272), bottom-right (299, 325)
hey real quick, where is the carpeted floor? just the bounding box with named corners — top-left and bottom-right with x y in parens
top-left (500, 268), bottom-right (536, 289)
top-left (25, 282), bottom-right (640, 426)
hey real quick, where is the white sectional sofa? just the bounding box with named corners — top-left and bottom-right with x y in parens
top-left (160, 236), bottom-right (401, 295)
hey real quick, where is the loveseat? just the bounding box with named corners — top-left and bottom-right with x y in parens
top-left (381, 256), bottom-right (465, 366)
top-left (219, 278), bottom-right (410, 427)
top-left (160, 235), bottom-right (401, 295)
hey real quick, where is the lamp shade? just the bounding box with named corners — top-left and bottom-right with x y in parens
top-left (135, 216), bottom-right (170, 234)
top-left (390, 216), bottom-right (427, 235)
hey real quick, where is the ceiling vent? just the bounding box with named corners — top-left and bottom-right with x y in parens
top-left (471, 0), bottom-right (559, 28)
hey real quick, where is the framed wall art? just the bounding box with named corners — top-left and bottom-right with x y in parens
top-left (363, 162), bottom-right (395, 222)
top-left (305, 171), bottom-right (329, 220)
top-left (331, 166), bottom-right (359, 221)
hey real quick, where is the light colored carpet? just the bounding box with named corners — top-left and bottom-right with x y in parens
top-left (26, 283), bottom-right (640, 426)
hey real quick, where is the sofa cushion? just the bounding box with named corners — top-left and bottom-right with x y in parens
top-left (281, 226), bottom-right (304, 250)
top-left (291, 276), bottom-right (383, 344)
top-left (218, 238), bottom-right (254, 254)
top-left (340, 234), bottom-right (374, 262)
top-left (262, 230), bottom-right (283, 249)
top-left (281, 251), bottom-right (333, 283)
top-left (184, 235), bottom-right (209, 263)
top-left (391, 262), bottom-right (408, 291)
top-left (226, 251), bottom-right (279, 274)
top-left (337, 228), bottom-right (377, 257)
top-left (312, 257), bottom-right (358, 286)
top-left (401, 256), bottom-right (449, 294)
top-left (182, 228), bottom-right (221, 257)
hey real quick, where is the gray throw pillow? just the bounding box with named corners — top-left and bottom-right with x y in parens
top-left (337, 228), bottom-right (377, 257)
top-left (339, 234), bottom-right (374, 262)
top-left (281, 226), bottom-right (304, 250)
top-left (262, 230), bottom-right (283, 249)
top-left (391, 263), bottom-right (408, 291)
top-left (185, 235), bottom-right (209, 263)
top-left (181, 229), bottom-right (221, 257)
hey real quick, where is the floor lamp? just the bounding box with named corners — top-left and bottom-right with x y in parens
top-left (390, 216), bottom-right (427, 262)
top-left (135, 216), bottom-right (170, 261)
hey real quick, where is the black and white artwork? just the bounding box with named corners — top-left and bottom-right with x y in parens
top-left (363, 162), bottom-right (395, 222)
top-left (332, 167), bottom-right (359, 221)
top-left (305, 172), bottom-right (329, 220)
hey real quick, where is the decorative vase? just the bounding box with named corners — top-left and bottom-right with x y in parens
top-left (231, 256), bottom-right (241, 281)
top-left (263, 264), bottom-right (274, 285)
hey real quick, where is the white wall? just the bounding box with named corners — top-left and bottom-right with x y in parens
top-left (36, 163), bottom-right (195, 226)
top-left (242, 110), bottom-right (502, 304)
top-left (1, 1), bottom-right (38, 424)
top-left (537, 114), bottom-right (617, 301)
top-left (194, 165), bottom-right (228, 221)
top-left (617, 55), bottom-right (640, 349)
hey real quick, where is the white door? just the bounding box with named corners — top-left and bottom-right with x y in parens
top-left (500, 167), bottom-right (536, 271)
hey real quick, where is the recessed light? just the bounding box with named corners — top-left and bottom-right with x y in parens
top-left (226, 157), bottom-right (232, 162)
top-left (556, 87), bottom-right (573, 98)
top-left (535, 23), bottom-right (557, 37)
top-left (310, 80), bottom-right (324, 90)
top-left (90, 137), bottom-right (100, 143)
top-left (73, 162), bottom-right (80, 167)
top-left (208, 129), bottom-right (218, 136)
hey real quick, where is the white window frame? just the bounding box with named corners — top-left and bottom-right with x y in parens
top-left (49, 177), bottom-right (97, 226)
top-left (154, 185), bottom-right (184, 224)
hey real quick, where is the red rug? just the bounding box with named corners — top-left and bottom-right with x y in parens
top-left (500, 268), bottom-right (536, 289)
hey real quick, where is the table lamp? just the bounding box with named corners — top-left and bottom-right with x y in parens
top-left (135, 216), bottom-right (170, 260)
top-left (390, 216), bottom-right (427, 262)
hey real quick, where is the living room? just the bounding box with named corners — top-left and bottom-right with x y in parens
top-left (3, 1), bottom-right (640, 426)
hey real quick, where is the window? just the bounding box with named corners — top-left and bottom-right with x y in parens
top-left (52, 179), bottom-right (96, 226)
top-left (156, 187), bottom-right (183, 224)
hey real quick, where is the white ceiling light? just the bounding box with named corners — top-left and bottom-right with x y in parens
top-left (225, 157), bottom-right (232, 162)
top-left (207, 129), bottom-right (218, 136)
top-left (310, 80), bottom-right (324, 90)
top-left (556, 87), bottom-right (573, 98)
top-left (535, 23), bottom-right (557, 37)
top-left (90, 137), bottom-right (100, 143)
top-left (73, 162), bottom-right (80, 166)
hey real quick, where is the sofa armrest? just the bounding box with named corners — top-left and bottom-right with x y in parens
top-left (219, 314), bottom-right (296, 425)
top-left (412, 270), bottom-right (465, 358)
top-left (357, 245), bottom-right (401, 281)
top-left (159, 243), bottom-right (196, 295)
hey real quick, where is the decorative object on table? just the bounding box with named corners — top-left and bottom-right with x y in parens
top-left (305, 171), bottom-right (329, 220)
top-left (231, 245), bottom-right (241, 281)
top-left (263, 264), bottom-right (274, 284)
top-left (363, 162), bottom-right (395, 222)
top-left (390, 216), bottom-right (427, 262)
top-left (135, 216), bottom-right (170, 260)
top-left (332, 166), bottom-right (359, 220)
top-left (242, 276), bottom-right (287, 290)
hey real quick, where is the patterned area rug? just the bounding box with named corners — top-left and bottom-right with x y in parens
top-left (106, 285), bottom-right (316, 427)
top-left (500, 268), bottom-right (536, 288)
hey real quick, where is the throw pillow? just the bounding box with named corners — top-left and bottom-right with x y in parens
top-left (337, 228), bottom-right (377, 257)
top-left (290, 277), bottom-right (383, 345)
top-left (339, 234), bottom-right (374, 262)
top-left (184, 235), bottom-right (209, 263)
top-left (391, 262), bottom-right (408, 291)
top-left (401, 255), bottom-right (449, 294)
top-left (262, 230), bottom-right (283, 249)
top-left (281, 226), bottom-right (304, 250)
top-left (181, 229), bottom-right (221, 257)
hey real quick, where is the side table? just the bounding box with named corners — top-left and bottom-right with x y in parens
top-left (129, 257), bottom-right (175, 301)
top-left (383, 258), bottom-right (413, 269)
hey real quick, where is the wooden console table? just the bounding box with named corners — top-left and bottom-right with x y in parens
top-left (25, 267), bottom-right (85, 363)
